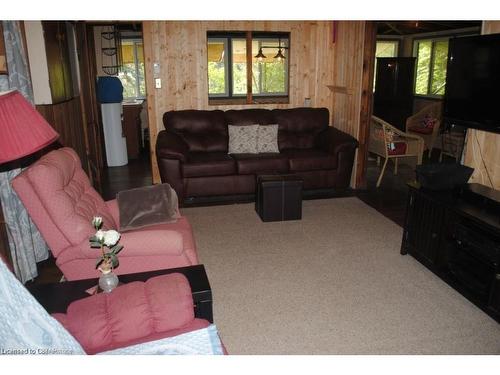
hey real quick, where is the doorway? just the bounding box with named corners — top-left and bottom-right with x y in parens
top-left (91, 22), bottom-right (152, 200)
top-left (357, 21), bottom-right (481, 226)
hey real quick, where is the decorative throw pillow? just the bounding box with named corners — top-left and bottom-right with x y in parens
top-left (422, 115), bottom-right (437, 129)
top-left (257, 124), bottom-right (279, 153)
top-left (387, 141), bottom-right (407, 155)
top-left (228, 124), bottom-right (259, 154)
top-left (117, 183), bottom-right (180, 232)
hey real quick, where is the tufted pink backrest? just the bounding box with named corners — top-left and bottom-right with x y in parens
top-left (12, 148), bottom-right (116, 257)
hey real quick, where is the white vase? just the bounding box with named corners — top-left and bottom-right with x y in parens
top-left (98, 269), bottom-right (119, 293)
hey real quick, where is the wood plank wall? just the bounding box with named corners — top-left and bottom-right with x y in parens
top-left (143, 21), bottom-right (368, 184)
top-left (36, 97), bottom-right (90, 175)
top-left (330, 21), bottom-right (371, 187)
top-left (463, 21), bottom-right (500, 190)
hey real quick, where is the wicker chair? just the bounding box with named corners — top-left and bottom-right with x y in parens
top-left (369, 116), bottom-right (424, 187)
top-left (405, 102), bottom-right (442, 155)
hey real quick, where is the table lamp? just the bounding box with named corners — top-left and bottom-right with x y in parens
top-left (0, 89), bottom-right (59, 274)
top-left (0, 90), bottom-right (59, 164)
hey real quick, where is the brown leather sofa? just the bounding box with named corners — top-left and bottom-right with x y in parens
top-left (156, 107), bottom-right (358, 203)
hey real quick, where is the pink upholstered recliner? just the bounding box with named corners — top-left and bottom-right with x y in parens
top-left (12, 147), bottom-right (198, 281)
top-left (0, 258), bottom-right (224, 354)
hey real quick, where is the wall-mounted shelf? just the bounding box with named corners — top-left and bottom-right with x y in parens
top-left (326, 85), bottom-right (351, 95)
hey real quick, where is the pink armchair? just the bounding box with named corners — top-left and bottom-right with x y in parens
top-left (12, 147), bottom-right (198, 280)
top-left (0, 258), bottom-right (224, 355)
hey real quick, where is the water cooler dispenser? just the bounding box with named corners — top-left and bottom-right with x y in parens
top-left (97, 76), bottom-right (128, 167)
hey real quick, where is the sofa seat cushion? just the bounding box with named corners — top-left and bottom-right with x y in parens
top-left (183, 152), bottom-right (236, 178)
top-left (232, 153), bottom-right (289, 175)
top-left (282, 149), bottom-right (338, 172)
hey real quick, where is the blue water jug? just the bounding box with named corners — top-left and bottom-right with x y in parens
top-left (96, 76), bottom-right (123, 103)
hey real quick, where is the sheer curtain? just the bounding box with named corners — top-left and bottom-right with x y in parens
top-left (0, 21), bottom-right (49, 283)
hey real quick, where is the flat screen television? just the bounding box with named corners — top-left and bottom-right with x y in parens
top-left (443, 33), bottom-right (500, 134)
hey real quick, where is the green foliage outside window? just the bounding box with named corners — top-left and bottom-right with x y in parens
top-left (415, 41), bottom-right (432, 95)
top-left (414, 39), bottom-right (449, 96)
top-left (252, 61), bottom-right (286, 94)
top-left (233, 63), bottom-right (247, 95)
top-left (430, 41), bottom-right (449, 95)
top-left (208, 62), bottom-right (226, 95)
top-left (207, 35), bottom-right (289, 98)
top-left (118, 40), bottom-right (146, 99)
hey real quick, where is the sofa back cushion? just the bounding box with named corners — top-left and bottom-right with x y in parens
top-left (272, 108), bottom-right (330, 150)
top-left (224, 109), bottom-right (274, 126)
top-left (163, 110), bottom-right (227, 152)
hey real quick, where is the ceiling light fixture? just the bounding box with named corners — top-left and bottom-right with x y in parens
top-left (254, 38), bottom-right (288, 63)
top-left (255, 48), bottom-right (266, 62)
top-left (274, 47), bottom-right (286, 62)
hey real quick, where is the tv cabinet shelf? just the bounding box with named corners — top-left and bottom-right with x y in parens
top-left (401, 182), bottom-right (500, 323)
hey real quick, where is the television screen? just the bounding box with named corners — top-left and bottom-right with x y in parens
top-left (443, 33), bottom-right (500, 134)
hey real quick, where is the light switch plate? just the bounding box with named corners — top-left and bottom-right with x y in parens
top-left (155, 78), bottom-right (162, 89)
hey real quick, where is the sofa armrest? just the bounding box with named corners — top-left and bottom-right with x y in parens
top-left (115, 229), bottom-right (184, 256)
top-left (72, 229), bottom-right (184, 260)
top-left (316, 127), bottom-right (359, 155)
top-left (316, 127), bottom-right (358, 189)
top-left (156, 130), bottom-right (189, 162)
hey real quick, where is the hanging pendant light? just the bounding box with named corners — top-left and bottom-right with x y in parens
top-left (274, 48), bottom-right (285, 62)
top-left (274, 38), bottom-right (286, 62)
top-left (255, 47), bottom-right (267, 62)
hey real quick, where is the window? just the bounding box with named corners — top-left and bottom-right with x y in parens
top-left (413, 38), bottom-right (449, 97)
top-left (374, 40), bottom-right (399, 90)
top-left (118, 39), bottom-right (146, 99)
top-left (207, 32), bottom-right (289, 103)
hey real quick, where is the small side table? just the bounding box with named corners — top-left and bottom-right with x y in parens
top-left (255, 174), bottom-right (303, 222)
top-left (28, 264), bottom-right (213, 323)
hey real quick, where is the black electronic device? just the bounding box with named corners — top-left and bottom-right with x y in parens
top-left (415, 163), bottom-right (474, 191)
top-left (443, 33), bottom-right (500, 133)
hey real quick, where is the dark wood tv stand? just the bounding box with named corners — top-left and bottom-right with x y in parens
top-left (401, 182), bottom-right (500, 323)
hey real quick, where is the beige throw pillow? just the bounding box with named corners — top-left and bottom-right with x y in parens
top-left (228, 124), bottom-right (259, 154)
top-left (257, 124), bottom-right (279, 153)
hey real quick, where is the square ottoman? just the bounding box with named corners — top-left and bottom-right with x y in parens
top-left (255, 174), bottom-right (303, 222)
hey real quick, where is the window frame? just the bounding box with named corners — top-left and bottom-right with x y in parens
top-left (252, 36), bottom-right (290, 97)
top-left (412, 37), bottom-right (449, 99)
top-left (375, 39), bottom-right (400, 58)
top-left (374, 39), bottom-right (400, 92)
top-left (207, 37), bottom-right (230, 98)
top-left (207, 31), bottom-right (290, 105)
top-left (119, 38), bottom-right (146, 100)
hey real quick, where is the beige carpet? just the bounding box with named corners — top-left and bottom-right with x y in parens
top-left (182, 197), bottom-right (500, 354)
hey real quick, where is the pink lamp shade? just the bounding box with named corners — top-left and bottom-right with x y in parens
top-left (0, 90), bottom-right (59, 164)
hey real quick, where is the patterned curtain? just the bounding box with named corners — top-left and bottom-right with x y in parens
top-left (0, 21), bottom-right (49, 283)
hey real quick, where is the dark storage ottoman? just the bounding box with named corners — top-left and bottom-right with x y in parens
top-left (255, 175), bottom-right (303, 222)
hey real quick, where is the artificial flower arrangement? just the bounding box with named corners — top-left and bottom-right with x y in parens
top-left (89, 216), bottom-right (123, 272)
